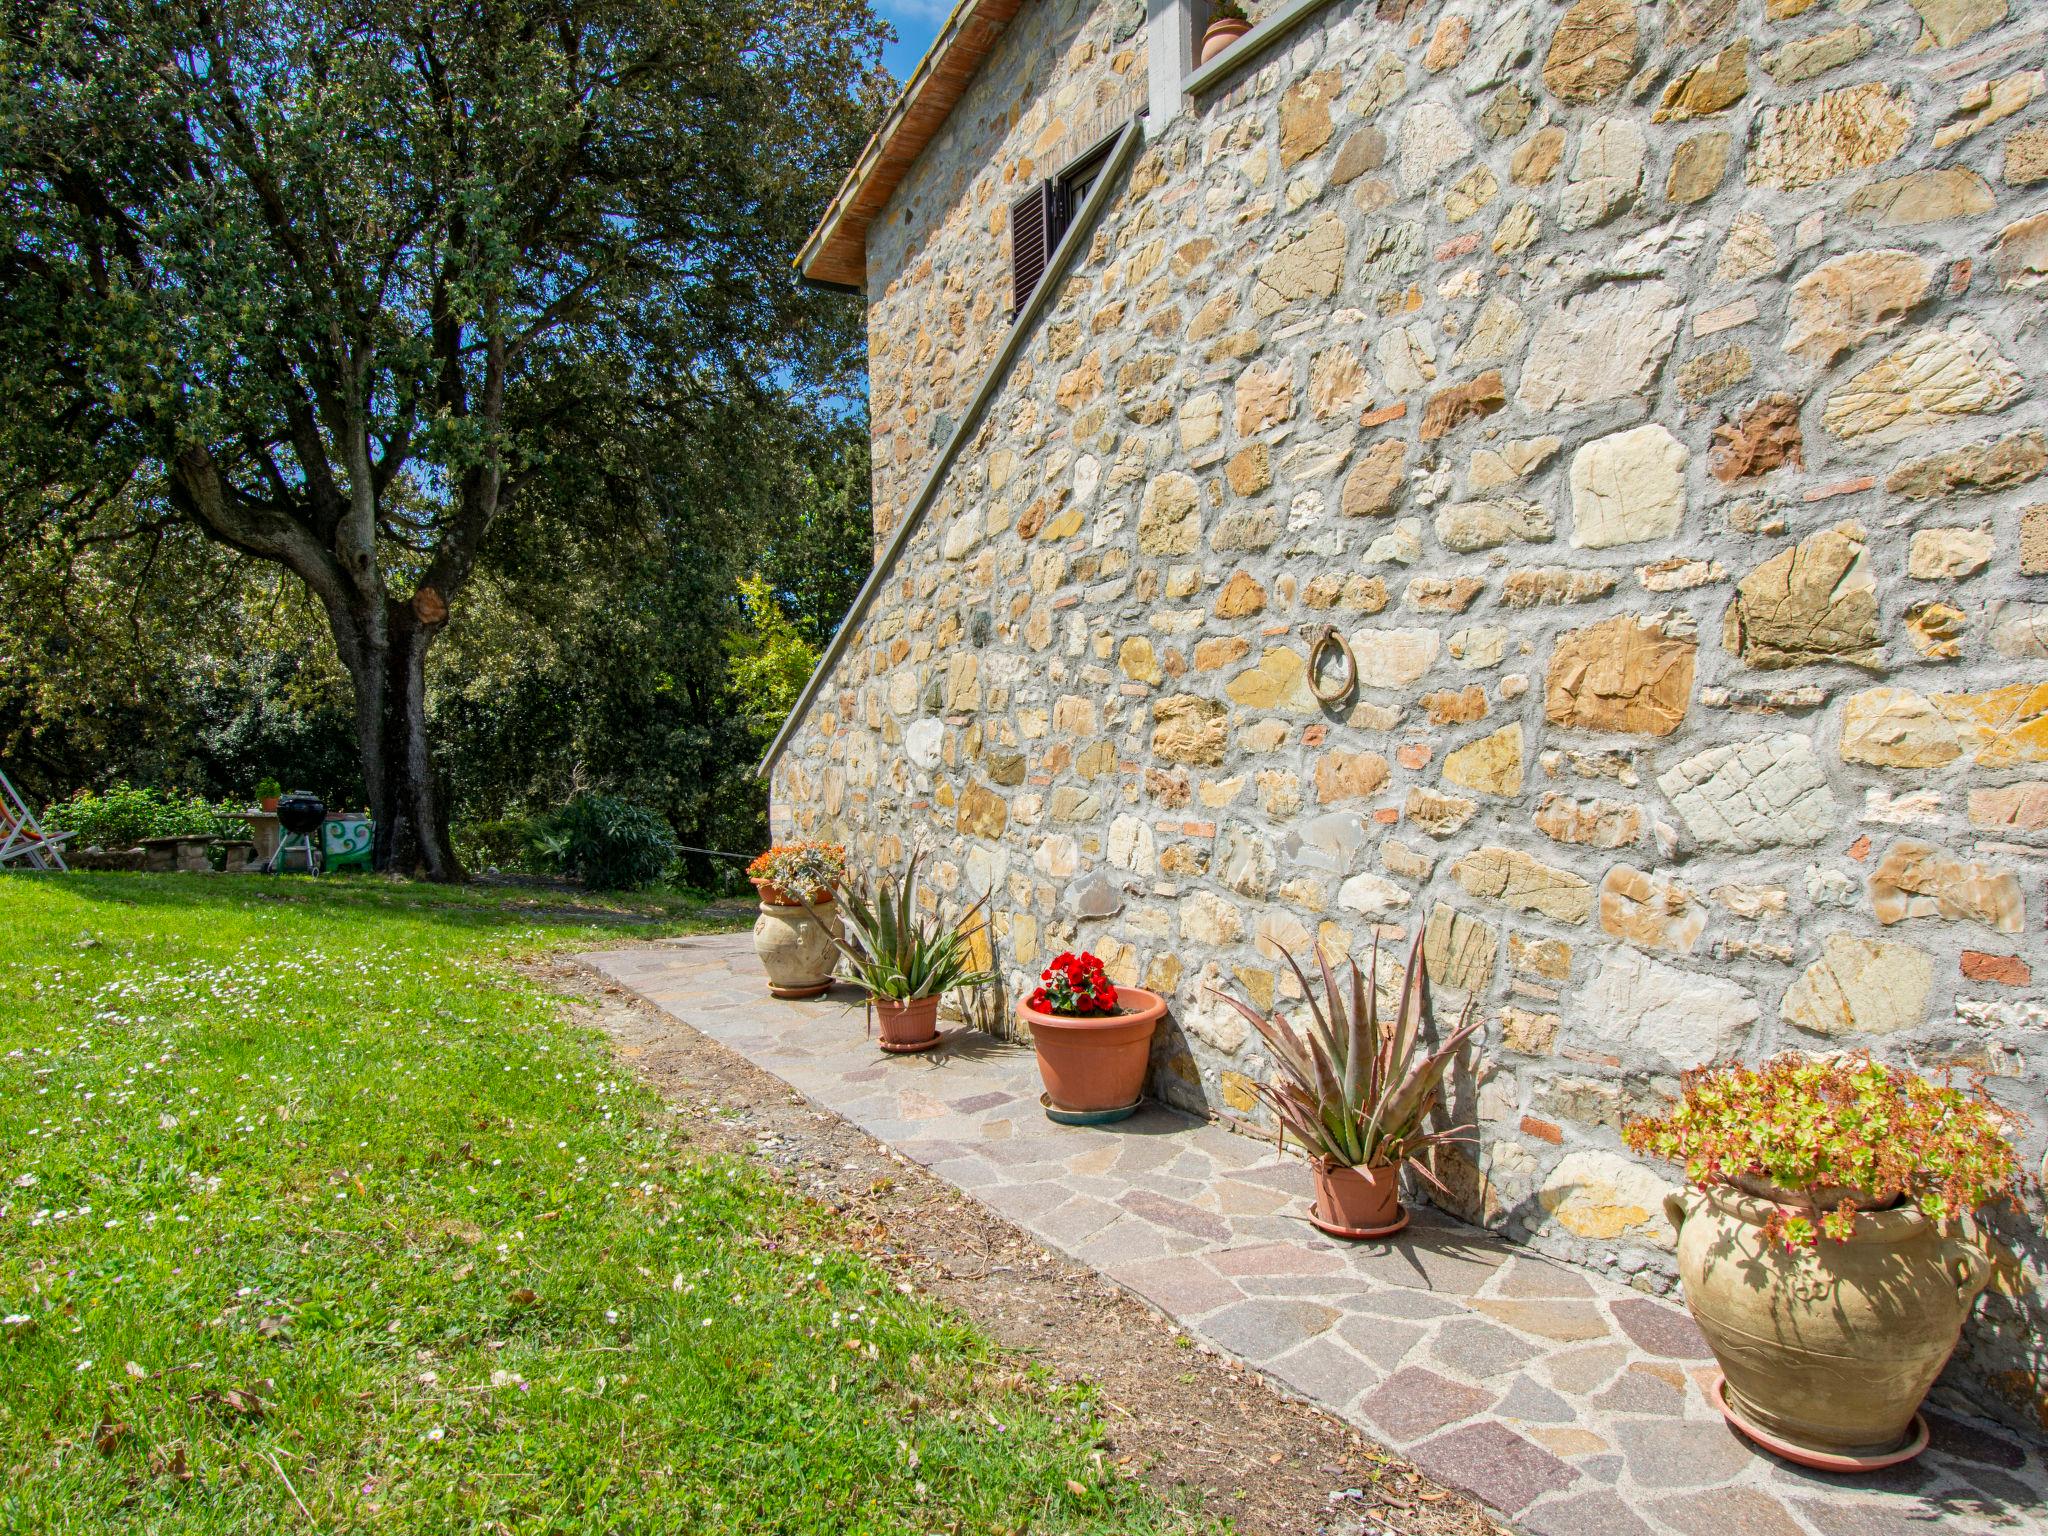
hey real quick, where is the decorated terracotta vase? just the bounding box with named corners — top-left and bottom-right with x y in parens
top-left (1665, 1185), bottom-right (1991, 1466)
top-left (752, 894), bottom-right (840, 999)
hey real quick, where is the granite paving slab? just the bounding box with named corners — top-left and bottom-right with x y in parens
top-left (586, 935), bottom-right (2046, 1534)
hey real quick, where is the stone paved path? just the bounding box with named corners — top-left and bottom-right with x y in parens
top-left (587, 935), bottom-right (2045, 1535)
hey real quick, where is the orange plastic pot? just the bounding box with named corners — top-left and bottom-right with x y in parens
top-left (874, 995), bottom-right (942, 1052)
top-left (1311, 1161), bottom-right (1404, 1238)
top-left (1021, 986), bottom-right (1166, 1114)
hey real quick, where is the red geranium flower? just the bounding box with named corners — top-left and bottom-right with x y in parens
top-left (1033, 951), bottom-right (1118, 1016)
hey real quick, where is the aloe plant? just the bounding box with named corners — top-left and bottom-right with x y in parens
top-left (806, 853), bottom-right (997, 1003)
top-left (1212, 935), bottom-right (1485, 1187)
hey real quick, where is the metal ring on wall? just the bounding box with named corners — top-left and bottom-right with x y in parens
top-left (1302, 623), bottom-right (1357, 706)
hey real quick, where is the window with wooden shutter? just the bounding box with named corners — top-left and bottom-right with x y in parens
top-left (1009, 137), bottom-right (1117, 320)
top-left (1009, 180), bottom-right (1060, 318)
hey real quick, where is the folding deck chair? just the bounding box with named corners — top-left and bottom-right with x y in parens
top-left (0, 770), bottom-right (72, 871)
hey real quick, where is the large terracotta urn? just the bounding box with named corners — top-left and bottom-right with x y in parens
top-left (1021, 986), bottom-right (1166, 1120)
top-left (1665, 1185), bottom-right (1992, 1466)
top-left (752, 896), bottom-right (840, 999)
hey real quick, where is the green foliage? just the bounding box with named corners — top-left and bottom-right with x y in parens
top-left (752, 417), bottom-right (876, 644)
top-left (726, 574), bottom-right (823, 736)
top-left (452, 815), bottom-right (545, 875)
top-left (814, 854), bottom-right (997, 1003)
top-left (39, 783), bottom-right (242, 849)
top-left (1625, 1053), bottom-right (2024, 1247)
top-left (0, 507), bottom-right (367, 810)
top-left (1214, 937), bottom-right (1486, 1177)
top-left (0, 0), bottom-right (891, 873)
top-left (533, 794), bottom-right (679, 891)
top-left (431, 414), bottom-right (874, 883)
top-left (0, 875), bottom-right (1205, 1533)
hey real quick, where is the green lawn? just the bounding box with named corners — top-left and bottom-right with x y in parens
top-left (0, 874), bottom-right (1204, 1534)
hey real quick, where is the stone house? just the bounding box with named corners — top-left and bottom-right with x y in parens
top-left (767, 0), bottom-right (2048, 1431)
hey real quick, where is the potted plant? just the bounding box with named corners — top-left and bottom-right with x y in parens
top-left (1199, 0), bottom-right (1252, 64)
top-left (1627, 1053), bottom-right (2019, 1470)
top-left (809, 853), bottom-right (996, 1053)
top-left (1020, 951), bottom-right (1168, 1124)
top-left (747, 840), bottom-right (844, 907)
top-left (745, 841), bottom-right (847, 998)
top-left (1213, 936), bottom-right (1484, 1239)
top-left (255, 777), bottom-right (281, 813)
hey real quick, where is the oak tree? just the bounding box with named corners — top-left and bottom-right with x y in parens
top-left (0, 0), bottom-right (886, 874)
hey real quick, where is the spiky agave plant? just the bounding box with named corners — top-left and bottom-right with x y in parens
top-left (1212, 934), bottom-right (1486, 1190)
top-left (807, 852), bottom-right (998, 1002)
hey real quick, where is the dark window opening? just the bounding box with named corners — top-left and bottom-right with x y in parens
top-left (1009, 138), bottom-right (1117, 320)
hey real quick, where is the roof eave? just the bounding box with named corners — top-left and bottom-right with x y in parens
top-left (797, 0), bottom-right (1028, 292)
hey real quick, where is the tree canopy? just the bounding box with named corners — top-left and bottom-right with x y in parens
top-left (0, 0), bottom-right (888, 874)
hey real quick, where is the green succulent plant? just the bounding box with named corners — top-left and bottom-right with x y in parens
top-left (808, 853), bottom-right (997, 1004)
top-left (1626, 1053), bottom-right (2023, 1248)
top-left (1212, 934), bottom-right (1485, 1185)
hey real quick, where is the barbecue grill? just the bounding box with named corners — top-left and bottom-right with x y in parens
top-left (276, 792), bottom-right (325, 834)
top-left (267, 791), bottom-right (326, 873)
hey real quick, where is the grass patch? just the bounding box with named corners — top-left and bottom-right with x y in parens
top-left (0, 874), bottom-right (1208, 1534)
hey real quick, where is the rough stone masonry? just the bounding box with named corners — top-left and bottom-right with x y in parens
top-left (774, 0), bottom-right (2048, 1433)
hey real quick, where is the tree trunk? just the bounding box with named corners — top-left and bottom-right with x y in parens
top-left (166, 421), bottom-right (484, 886)
top-left (330, 597), bottom-right (462, 881)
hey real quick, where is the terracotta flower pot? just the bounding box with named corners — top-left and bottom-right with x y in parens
top-left (259, 796), bottom-right (280, 813)
top-left (1666, 1185), bottom-right (1992, 1467)
top-left (874, 994), bottom-right (943, 1053)
top-left (1199, 15), bottom-right (1251, 63)
top-left (751, 878), bottom-right (832, 908)
top-left (1310, 1161), bottom-right (1405, 1238)
top-left (1021, 986), bottom-right (1166, 1117)
top-left (752, 897), bottom-right (840, 998)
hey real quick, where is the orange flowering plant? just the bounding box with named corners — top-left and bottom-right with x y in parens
top-left (746, 841), bottom-right (846, 903)
top-left (1623, 1052), bottom-right (2023, 1248)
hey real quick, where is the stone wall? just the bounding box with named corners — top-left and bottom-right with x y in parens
top-left (865, 0), bottom-right (1148, 547)
top-left (780, 0), bottom-right (2048, 1431)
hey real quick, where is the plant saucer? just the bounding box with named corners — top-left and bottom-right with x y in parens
top-left (1307, 1206), bottom-right (1410, 1242)
top-left (1039, 1091), bottom-right (1141, 1126)
top-left (1708, 1373), bottom-right (1928, 1471)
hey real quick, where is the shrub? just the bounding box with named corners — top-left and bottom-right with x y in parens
top-left (1624, 1053), bottom-right (2024, 1247)
top-left (534, 794), bottom-right (677, 890)
top-left (41, 784), bottom-right (243, 849)
top-left (813, 853), bottom-right (996, 1003)
top-left (454, 815), bottom-right (545, 873)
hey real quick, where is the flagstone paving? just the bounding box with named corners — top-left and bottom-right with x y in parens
top-left (587, 935), bottom-right (2045, 1535)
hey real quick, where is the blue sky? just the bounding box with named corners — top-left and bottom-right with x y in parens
top-left (877, 0), bottom-right (948, 85)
